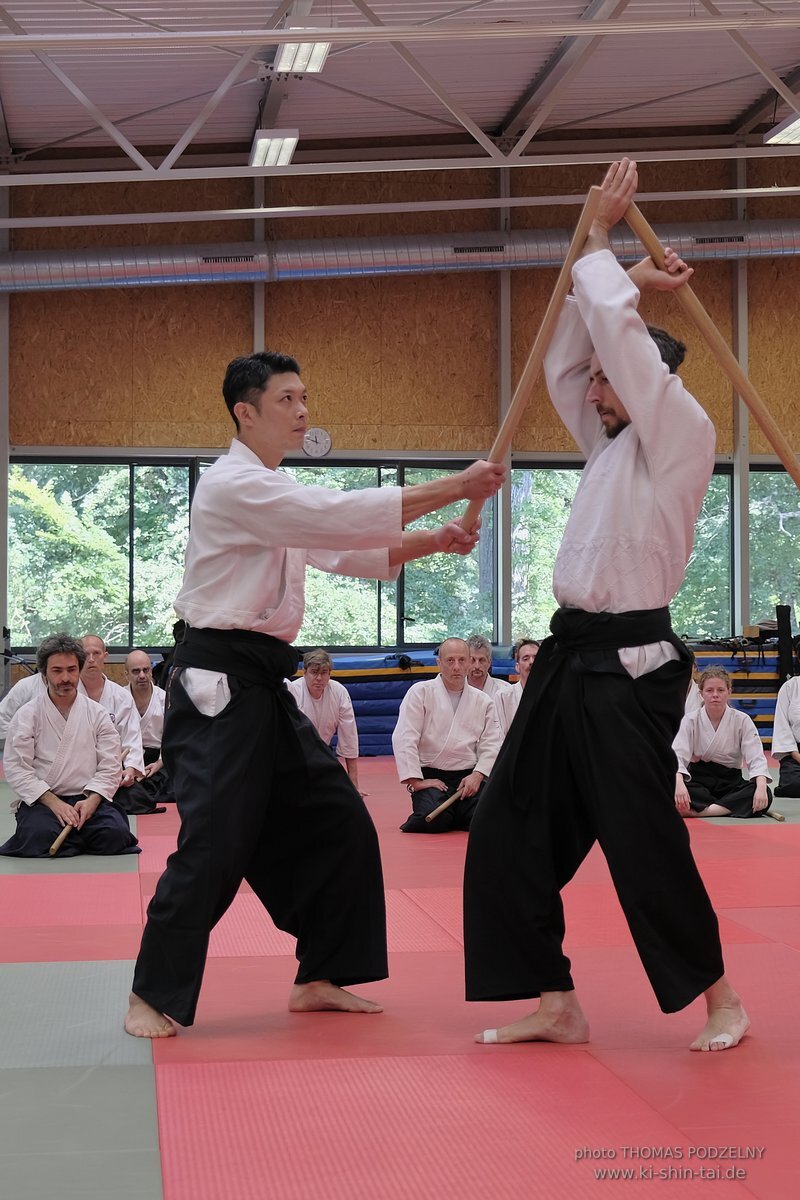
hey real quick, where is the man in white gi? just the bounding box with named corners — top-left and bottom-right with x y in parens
top-left (464, 160), bottom-right (748, 1054)
top-left (125, 649), bottom-right (173, 806)
top-left (771, 667), bottom-right (800, 796)
top-left (81, 635), bottom-right (157, 815)
top-left (0, 634), bottom-right (138, 858)
top-left (0, 668), bottom-right (45, 742)
top-left (393, 637), bottom-right (502, 833)
top-left (494, 637), bottom-right (539, 738)
top-left (125, 350), bottom-right (505, 1038)
top-left (288, 650), bottom-right (364, 795)
top-left (466, 635), bottom-right (512, 700)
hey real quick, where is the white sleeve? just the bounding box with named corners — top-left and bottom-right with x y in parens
top-left (0, 674), bottom-right (41, 740)
top-left (210, 469), bottom-right (404, 552)
top-left (113, 688), bottom-right (146, 773)
top-left (672, 714), bottom-right (694, 777)
top-left (739, 714), bottom-right (770, 779)
top-left (543, 295), bottom-right (603, 457)
top-left (771, 680), bottom-right (799, 758)
top-left (2, 707), bottom-right (51, 806)
top-left (474, 704), bottom-right (503, 778)
top-left (392, 686), bottom-right (426, 782)
top-left (85, 711), bottom-right (124, 801)
top-left (333, 684), bottom-right (359, 760)
top-left (307, 547), bottom-right (401, 582)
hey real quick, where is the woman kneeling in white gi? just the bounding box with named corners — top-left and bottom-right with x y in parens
top-left (673, 666), bottom-right (772, 819)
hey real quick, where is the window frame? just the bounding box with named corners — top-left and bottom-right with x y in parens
top-left (7, 451), bottom-right (741, 654)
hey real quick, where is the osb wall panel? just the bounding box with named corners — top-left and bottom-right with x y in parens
top-left (746, 158), bottom-right (800, 220)
top-left (263, 271), bottom-right (496, 451)
top-left (264, 167), bottom-right (498, 239)
top-left (510, 161), bottom-right (732, 228)
top-left (11, 179), bottom-right (254, 251)
top-left (510, 261), bottom-right (734, 454)
top-left (8, 161), bottom-right (799, 455)
top-left (10, 282), bottom-right (250, 448)
top-left (748, 258), bottom-right (800, 456)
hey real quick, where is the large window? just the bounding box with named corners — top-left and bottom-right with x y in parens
top-left (671, 472), bottom-right (732, 639)
top-left (8, 460), bottom-right (189, 648)
top-left (7, 454), bottom-right (751, 652)
top-left (282, 464), bottom-right (398, 647)
top-left (749, 468), bottom-right (800, 626)
top-left (509, 466), bottom-right (582, 639)
top-left (510, 466), bottom-right (734, 640)
top-left (401, 467), bottom-right (494, 644)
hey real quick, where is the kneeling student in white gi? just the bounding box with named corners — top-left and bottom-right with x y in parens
top-left (125, 649), bottom-right (173, 807)
top-left (393, 637), bottom-right (502, 833)
top-left (466, 635), bottom-right (513, 700)
top-left (494, 637), bottom-right (539, 738)
top-left (674, 667), bottom-right (772, 819)
top-left (80, 635), bottom-right (151, 814)
top-left (288, 650), bottom-right (364, 795)
top-left (771, 670), bottom-right (800, 797)
top-left (0, 634), bottom-right (139, 858)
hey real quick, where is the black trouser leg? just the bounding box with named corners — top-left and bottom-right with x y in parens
top-left (132, 672), bottom-right (386, 1026)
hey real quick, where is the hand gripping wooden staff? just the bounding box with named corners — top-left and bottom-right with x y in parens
top-left (424, 785), bottom-right (465, 823)
top-left (460, 185), bottom-right (603, 532)
top-left (624, 202), bottom-right (800, 492)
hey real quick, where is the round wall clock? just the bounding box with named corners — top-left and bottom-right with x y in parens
top-left (303, 427), bottom-right (333, 458)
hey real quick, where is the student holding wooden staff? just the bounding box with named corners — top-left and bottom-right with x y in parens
top-left (464, 159), bottom-right (749, 1054)
top-left (0, 634), bottom-right (137, 859)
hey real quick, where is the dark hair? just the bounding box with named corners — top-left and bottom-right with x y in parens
top-left (36, 633), bottom-right (85, 675)
top-left (512, 637), bottom-right (540, 661)
top-left (222, 351), bottom-right (301, 430)
top-left (646, 325), bottom-right (686, 374)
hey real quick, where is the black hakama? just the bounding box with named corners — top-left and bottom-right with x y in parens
top-left (132, 626), bottom-right (387, 1027)
top-left (464, 606), bottom-right (725, 1015)
top-left (0, 796), bottom-right (139, 857)
top-left (775, 748), bottom-right (800, 797)
top-left (687, 760), bottom-right (772, 818)
top-left (400, 766), bottom-right (483, 833)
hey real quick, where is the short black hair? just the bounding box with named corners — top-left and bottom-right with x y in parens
top-left (646, 325), bottom-right (686, 374)
top-left (222, 351), bottom-right (301, 430)
top-left (36, 633), bottom-right (85, 675)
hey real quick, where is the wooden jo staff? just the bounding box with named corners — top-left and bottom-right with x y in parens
top-left (624, 202), bottom-right (800, 493)
top-left (460, 185), bottom-right (603, 532)
top-left (49, 823), bottom-right (73, 856)
top-left (425, 785), bottom-right (465, 823)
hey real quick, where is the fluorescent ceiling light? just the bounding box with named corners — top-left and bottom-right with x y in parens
top-left (274, 31), bottom-right (331, 74)
top-left (249, 129), bottom-right (299, 167)
top-left (764, 112), bottom-right (800, 144)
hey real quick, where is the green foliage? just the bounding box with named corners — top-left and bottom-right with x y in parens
top-left (9, 455), bottom-right (798, 652)
top-left (8, 466), bottom-right (129, 645)
top-left (8, 462), bottom-right (189, 648)
top-left (749, 471), bottom-right (800, 626)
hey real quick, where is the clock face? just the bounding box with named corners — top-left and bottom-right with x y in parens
top-left (303, 427), bottom-right (332, 458)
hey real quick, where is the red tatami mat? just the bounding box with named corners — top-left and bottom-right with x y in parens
top-left (155, 1052), bottom-right (753, 1200)
top-left (0, 922), bottom-right (143, 963)
top-left (0, 872), bottom-right (143, 926)
top-left (5, 757), bottom-right (795, 1196)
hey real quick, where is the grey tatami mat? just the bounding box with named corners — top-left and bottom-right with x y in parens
top-left (0, 960), bottom-right (152, 1068)
top-left (0, 1066), bottom-right (162, 1200)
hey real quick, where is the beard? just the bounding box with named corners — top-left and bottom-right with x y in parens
top-left (605, 416), bottom-right (631, 439)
